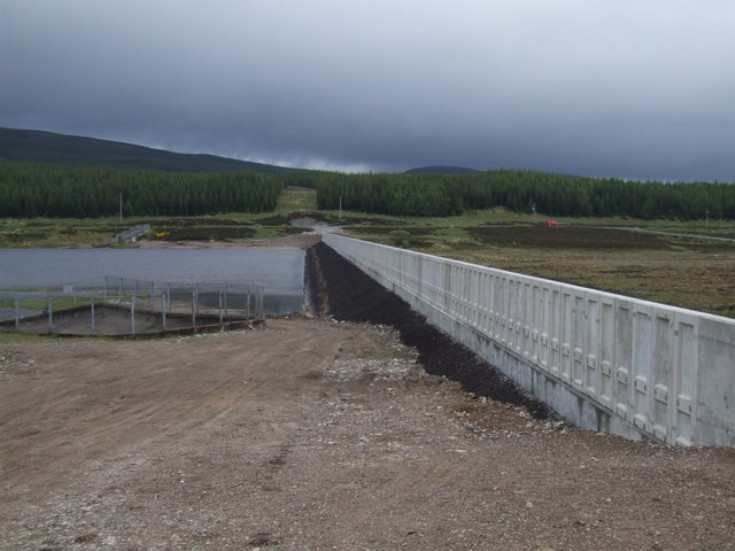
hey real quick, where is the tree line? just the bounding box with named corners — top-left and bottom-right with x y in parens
top-left (310, 170), bottom-right (735, 220)
top-left (2, 161), bottom-right (733, 220)
top-left (0, 162), bottom-right (283, 218)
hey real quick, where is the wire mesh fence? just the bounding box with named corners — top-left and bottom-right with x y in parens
top-left (103, 224), bottom-right (152, 244)
top-left (0, 277), bottom-right (264, 337)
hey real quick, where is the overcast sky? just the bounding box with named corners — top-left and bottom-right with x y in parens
top-left (2, 1), bottom-right (734, 180)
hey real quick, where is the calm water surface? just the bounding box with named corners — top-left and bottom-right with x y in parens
top-left (0, 248), bottom-right (306, 313)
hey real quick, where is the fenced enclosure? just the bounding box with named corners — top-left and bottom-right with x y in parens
top-left (0, 277), bottom-right (264, 337)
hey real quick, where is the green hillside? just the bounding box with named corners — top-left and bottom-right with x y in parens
top-left (0, 127), bottom-right (292, 173)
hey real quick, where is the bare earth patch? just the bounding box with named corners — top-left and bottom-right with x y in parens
top-left (1, 319), bottom-right (733, 550)
top-left (136, 232), bottom-right (321, 250)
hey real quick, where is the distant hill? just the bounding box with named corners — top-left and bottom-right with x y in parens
top-left (403, 165), bottom-right (480, 175)
top-left (0, 127), bottom-right (293, 173)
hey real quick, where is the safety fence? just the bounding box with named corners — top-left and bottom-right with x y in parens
top-left (103, 223), bottom-right (152, 244)
top-left (0, 276), bottom-right (264, 336)
top-left (324, 233), bottom-right (735, 448)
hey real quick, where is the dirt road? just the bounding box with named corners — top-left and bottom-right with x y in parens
top-left (1, 236), bottom-right (734, 550)
top-left (0, 318), bottom-right (733, 550)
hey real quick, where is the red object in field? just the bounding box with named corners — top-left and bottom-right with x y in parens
top-left (545, 220), bottom-right (559, 227)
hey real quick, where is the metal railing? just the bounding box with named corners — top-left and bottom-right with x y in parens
top-left (103, 224), bottom-right (152, 244)
top-left (0, 277), bottom-right (264, 336)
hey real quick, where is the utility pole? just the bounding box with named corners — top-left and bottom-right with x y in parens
top-left (119, 193), bottom-right (123, 223)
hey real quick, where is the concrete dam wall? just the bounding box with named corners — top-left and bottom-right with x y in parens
top-left (324, 233), bottom-right (735, 448)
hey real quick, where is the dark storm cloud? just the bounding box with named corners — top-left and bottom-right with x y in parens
top-left (2, 0), bottom-right (734, 180)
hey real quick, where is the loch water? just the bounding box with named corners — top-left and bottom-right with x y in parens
top-left (0, 248), bottom-right (306, 314)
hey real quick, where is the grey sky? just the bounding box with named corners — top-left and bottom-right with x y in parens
top-left (2, 0), bottom-right (734, 180)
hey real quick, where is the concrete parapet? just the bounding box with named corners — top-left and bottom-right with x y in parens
top-left (324, 233), bottom-right (735, 447)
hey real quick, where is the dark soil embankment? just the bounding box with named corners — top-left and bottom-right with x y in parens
top-left (308, 241), bottom-right (552, 418)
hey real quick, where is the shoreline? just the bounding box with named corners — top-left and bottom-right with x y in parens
top-left (134, 231), bottom-right (322, 250)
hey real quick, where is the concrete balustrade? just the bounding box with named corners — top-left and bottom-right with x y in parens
top-left (324, 233), bottom-right (734, 447)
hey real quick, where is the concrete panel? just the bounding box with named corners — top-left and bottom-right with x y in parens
top-left (324, 233), bottom-right (735, 447)
top-left (695, 319), bottom-right (735, 447)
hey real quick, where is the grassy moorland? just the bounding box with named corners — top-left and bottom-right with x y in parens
top-left (2, 187), bottom-right (734, 318)
top-left (322, 198), bottom-right (735, 319)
